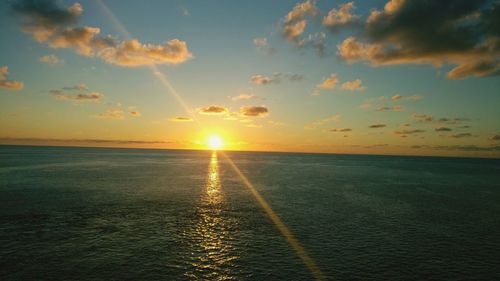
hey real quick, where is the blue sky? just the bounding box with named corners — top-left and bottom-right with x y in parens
top-left (0, 0), bottom-right (499, 157)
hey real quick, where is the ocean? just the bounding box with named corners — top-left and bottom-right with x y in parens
top-left (1, 145), bottom-right (499, 280)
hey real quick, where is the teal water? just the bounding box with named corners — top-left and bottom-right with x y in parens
top-left (1, 145), bottom-right (499, 280)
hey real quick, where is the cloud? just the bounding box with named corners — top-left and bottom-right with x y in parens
top-left (451, 133), bottom-right (472, 138)
top-left (198, 105), bottom-right (229, 115)
top-left (268, 121), bottom-right (285, 126)
top-left (376, 105), bottom-right (404, 112)
top-left (337, 0), bottom-right (500, 79)
top-left (323, 2), bottom-right (359, 31)
top-left (329, 128), bottom-right (352, 132)
top-left (96, 108), bottom-right (124, 120)
top-left (245, 123), bottom-right (263, 128)
top-left (297, 32), bottom-right (327, 56)
top-left (39, 54), bottom-right (63, 64)
top-left (391, 94), bottom-right (423, 101)
top-left (410, 144), bottom-right (500, 152)
top-left (50, 84), bottom-right (103, 102)
top-left (437, 117), bottom-right (470, 125)
top-left (283, 20), bottom-right (308, 42)
top-left (254, 37), bottom-right (268, 47)
top-left (341, 79), bottom-right (365, 91)
top-left (170, 116), bottom-right (193, 122)
top-left (250, 74), bottom-right (280, 85)
top-left (435, 127), bottom-right (452, 132)
top-left (63, 83), bottom-right (88, 91)
top-left (0, 137), bottom-right (173, 145)
top-left (412, 113), bottom-right (433, 122)
top-left (316, 74), bottom-right (338, 91)
top-left (253, 37), bottom-right (276, 55)
top-left (12, 0), bottom-right (192, 67)
top-left (0, 66), bottom-right (24, 90)
top-left (284, 0), bottom-right (318, 24)
top-left (282, 0), bottom-right (319, 48)
top-left (305, 114), bottom-right (341, 129)
top-left (250, 73), bottom-right (303, 85)
top-left (129, 110), bottom-right (141, 117)
top-left (369, 124), bottom-right (386, 128)
top-left (52, 90), bottom-right (103, 102)
top-left (231, 93), bottom-right (257, 101)
top-left (394, 129), bottom-right (425, 135)
top-left (240, 106), bottom-right (269, 117)
top-left (286, 73), bottom-right (305, 81)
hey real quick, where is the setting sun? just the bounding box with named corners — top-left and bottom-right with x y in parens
top-left (207, 135), bottom-right (224, 150)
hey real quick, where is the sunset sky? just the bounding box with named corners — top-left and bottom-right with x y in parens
top-left (0, 0), bottom-right (499, 157)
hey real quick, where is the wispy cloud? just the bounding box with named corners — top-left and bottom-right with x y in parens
top-left (253, 37), bottom-right (276, 55)
top-left (450, 133), bottom-right (472, 138)
top-left (39, 54), bottom-right (64, 65)
top-left (170, 116), bottom-right (193, 122)
top-left (412, 114), bottom-right (434, 122)
top-left (341, 79), bottom-right (365, 91)
top-left (376, 105), bottom-right (404, 112)
top-left (305, 114), bottom-right (341, 129)
top-left (250, 73), bottom-right (303, 85)
top-left (391, 94), bottom-right (423, 101)
top-left (230, 92), bottom-right (257, 101)
top-left (394, 129), bottom-right (425, 135)
top-left (96, 108), bottom-right (124, 120)
top-left (50, 84), bottom-right (103, 102)
top-left (0, 66), bottom-right (24, 90)
top-left (329, 128), bottom-right (352, 132)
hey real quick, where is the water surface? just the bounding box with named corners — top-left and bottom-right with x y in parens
top-left (1, 145), bottom-right (499, 280)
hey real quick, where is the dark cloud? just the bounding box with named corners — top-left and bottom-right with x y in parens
top-left (411, 144), bottom-right (500, 152)
top-left (490, 135), bottom-right (500, 141)
top-left (0, 137), bottom-right (171, 145)
top-left (435, 127), bottom-right (452, 132)
top-left (50, 84), bottom-right (103, 102)
top-left (329, 128), bottom-right (352, 132)
top-left (451, 133), bottom-right (472, 138)
top-left (12, 0), bottom-right (82, 28)
top-left (394, 129), bottom-right (425, 135)
top-left (250, 73), bottom-right (304, 85)
top-left (369, 124), bottom-right (386, 128)
top-left (170, 116), bottom-right (193, 122)
top-left (337, 0), bottom-right (500, 79)
top-left (412, 114), bottom-right (433, 122)
top-left (376, 105), bottom-right (403, 112)
top-left (240, 106), bottom-right (269, 117)
top-left (198, 105), bottom-right (228, 115)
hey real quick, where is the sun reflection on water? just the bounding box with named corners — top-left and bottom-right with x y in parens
top-left (184, 151), bottom-right (239, 280)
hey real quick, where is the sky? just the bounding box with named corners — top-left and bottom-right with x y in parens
top-left (0, 0), bottom-right (499, 157)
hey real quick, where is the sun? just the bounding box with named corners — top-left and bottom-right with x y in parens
top-left (207, 135), bottom-right (224, 150)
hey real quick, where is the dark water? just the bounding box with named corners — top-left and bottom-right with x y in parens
top-left (1, 145), bottom-right (500, 280)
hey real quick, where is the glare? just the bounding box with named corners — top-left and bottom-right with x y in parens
top-left (208, 135), bottom-right (223, 150)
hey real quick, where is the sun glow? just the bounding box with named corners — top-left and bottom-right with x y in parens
top-left (207, 135), bottom-right (224, 150)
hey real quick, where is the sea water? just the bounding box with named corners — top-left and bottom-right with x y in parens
top-left (1, 145), bottom-right (499, 280)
